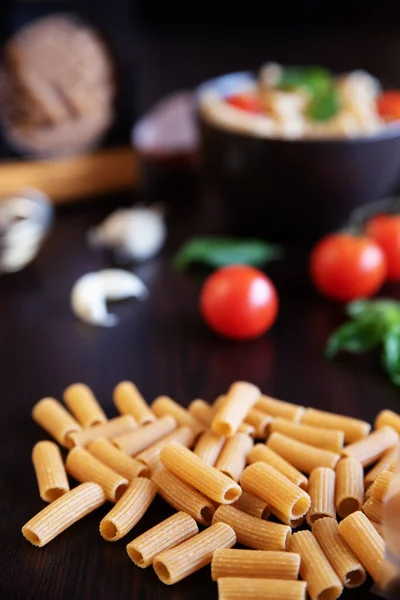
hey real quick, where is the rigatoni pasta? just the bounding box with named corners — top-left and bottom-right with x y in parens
top-left (153, 522), bottom-right (236, 584)
top-left (32, 441), bottom-right (69, 502)
top-left (126, 512), bottom-right (199, 568)
top-left (112, 415), bottom-right (176, 456)
top-left (188, 399), bottom-right (214, 426)
top-left (159, 441), bottom-right (241, 504)
top-left (270, 418), bottom-right (344, 453)
top-left (267, 433), bottom-right (340, 473)
top-left (243, 409), bottom-right (272, 438)
top-left (87, 439), bottom-right (149, 480)
top-left (364, 443), bottom-right (398, 488)
top-left (301, 408), bottom-right (370, 443)
top-left (136, 426), bottom-right (195, 472)
top-left (335, 457), bottom-right (364, 518)
top-left (212, 505), bottom-right (291, 551)
top-left (32, 397), bottom-right (81, 447)
top-left (312, 517), bottom-right (366, 589)
top-left (66, 447), bottom-right (129, 502)
top-left (152, 467), bottom-right (215, 525)
top-left (288, 530), bottom-right (343, 600)
top-left (100, 477), bottom-right (157, 541)
top-left (215, 433), bottom-right (253, 482)
top-left (63, 383), bottom-right (107, 428)
top-left (68, 415), bottom-right (138, 448)
top-left (375, 409), bottom-right (400, 434)
top-left (342, 426), bottom-right (399, 467)
top-left (255, 395), bottom-right (304, 422)
top-left (151, 396), bottom-right (204, 435)
top-left (194, 431), bottom-right (225, 466)
top-left (212, 381), bottom-right (260, 437)
top-left (362, 496), bottom-right (383, 523)
top-left (247, 444), bottom-right (308, 490)
top-left (369, 469), bottom-right (393, 501)
top-left (338, 510), bottom-right (385, 580)
top-left (22, 482), bottom-right (106, 547)
top-left (233, 491), bottom-right (270, 520)
top-left (240, 462), bottom-right (310, 521)
top-left (211, 549), bottom-right (300, 581)
top-left (238, 422), bottom-right (256, 436)
top-left (217, 578), bottom-right (307, 600)
top-left (306, 467), bottom-right (335, 526)
top-left (113, 381), bottom-right (155, 425)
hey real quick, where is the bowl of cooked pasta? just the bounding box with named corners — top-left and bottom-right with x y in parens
top-left (197, 64), bottom-right (400, 242)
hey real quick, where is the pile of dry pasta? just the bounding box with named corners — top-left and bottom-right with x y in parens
top-left (22, 380), bottom-right (400, 600)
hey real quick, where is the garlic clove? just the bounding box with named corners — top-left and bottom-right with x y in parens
top-left (87, 206), bottom-right (167, 262)
top-left (71, 269), bottom-right (148, 327)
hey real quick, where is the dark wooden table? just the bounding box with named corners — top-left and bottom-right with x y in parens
top-left (0, 184), bottom-right (399, 600)
top-left (2, 26), bottom-right (400, 600)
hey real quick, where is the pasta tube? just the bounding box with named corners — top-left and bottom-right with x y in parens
top-left (215, 433), bottom-right (253, 482)
top-left (338, 511), bottom-right (385, 580)
top-left (212, 505), bottom-right (291, 551)
top-left (32, 441), bottom-right (69, 502)
top-left (375, 409), bottom-right (400, 434)
top-left (112, 415), bottom-right (176, 455)
top-left (151, 396), bottom-right (204, 435)
top-left (87, 439), bottom-right (149, 480)
top-left (211, 549), bottom-right (300, 581)
top-left (369, 469), bottom-right (393, 501)
top-left (270, 418), bottom-right (344, 452)
top-left (255, 395), bottom-right (304, 422)
top-left (217, 578), bottom-right (307, 600)
top-left (335, 457), bottom-right (364, 518)
top-left (136, 426), bottom-right (195, 472)
top-left (288, 530), bottom-right (343, 600)
top-left (66, 447), bottom-right (128, 502)
top-left (233, 491), bottom-right (270, 520)
top-left (22, 482), bottom-right (106, 547)
top-left (248, 444), bottom-right (308, 490)
top-left (68, 415), bottom-right (138, 448)
top-left (241, 462), bottom-right (310, 521)
top-left (342, 426), bottom-right (399, 467)
top-left (212, 382), bottom-right (260, 437)
top-left (152, 467), bottom-right (215, 525)
top-left (243, 409), bottom-right (272, 438)
top-left (306, 467), bottom-right (335, 526)
top-left (313, 517), bottom-right (366, 589)
top-left (362, 496), bottom-right (383, 523)
top-left (32, 397), bottom-right (81, 447)
top-left (126, 512), bottom-right (199, 568)
top-left (301, 408), bottom-right (370, 443)
top-left (267, 433), bottom-right (340, 472)
top-left (159, 441), bottom-right (241, 504)
top-left (364, 443), bottom-right (398, 488)
top-left (99, 477), bottom-right (156, 541)
top-left (194, 431), bottom-right (225, 466)
top-left (153, 522), bottom-right (236, 584)
top-left (113, 381), bottom-right (155, 425)
top-left (188, 399), bottom-right (214, 426)
top-left (63, 383), bottom-right (107, 428)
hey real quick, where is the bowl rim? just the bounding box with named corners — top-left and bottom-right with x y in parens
top-left (196, 70), bottom-right (400, 144)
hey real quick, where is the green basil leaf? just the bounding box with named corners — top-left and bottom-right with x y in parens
top-left (278, 66), bottom-right (333, 96)
top-left (347, 299), bottom-right (400, 327)
top-left (382, 327), bottom-right (400, 385)
top-left (326, 320), bottom-right (383, 359)
top-left (308, 87), bottom-right (340, 122)
top-left (173, 237), bottom-right (284, 270)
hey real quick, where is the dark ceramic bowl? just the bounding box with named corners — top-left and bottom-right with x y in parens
top-left (197, 72), bottom-right (400, 243)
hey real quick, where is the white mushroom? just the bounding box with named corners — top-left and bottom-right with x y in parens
top-left (71, 269), bottom-right (148, 327)
top-left (87, 205), bottom-right (167, 262)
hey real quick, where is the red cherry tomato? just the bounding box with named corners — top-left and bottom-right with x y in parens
top-left (225, 93), bottom-right (262, 114)
top-left (200, 265), bottom-right (278, 340)
top-left (365, 214), bottom-right (400, 281)
top-left (377, 91), bottom-right (400, 122)
top-left (310, 234), bottom-right (387, 302)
